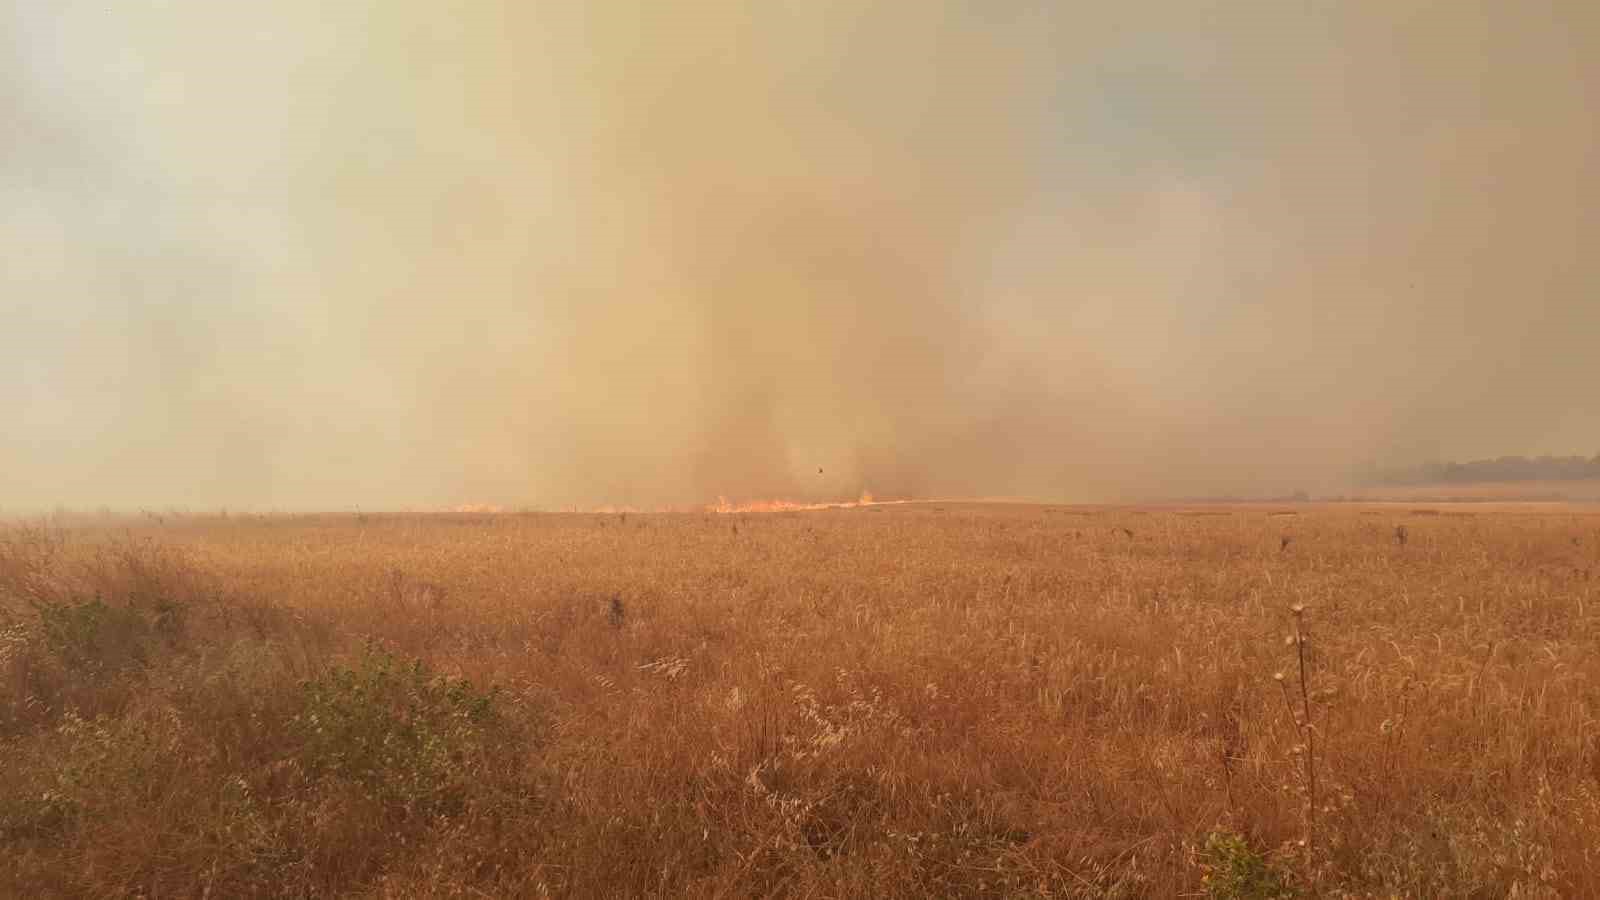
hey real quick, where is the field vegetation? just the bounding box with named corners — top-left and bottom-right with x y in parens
top-left (3, 503), bottom-right (1598, 897)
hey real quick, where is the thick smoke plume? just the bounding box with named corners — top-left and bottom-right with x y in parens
top-left (5, 2), bottom-right (1598, 509)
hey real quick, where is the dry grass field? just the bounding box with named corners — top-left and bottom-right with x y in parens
top-left (3, 503), bottom-right (1599, 897)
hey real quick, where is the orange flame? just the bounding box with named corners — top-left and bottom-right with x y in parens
top-left (707, 490), bottom-right (885, 513)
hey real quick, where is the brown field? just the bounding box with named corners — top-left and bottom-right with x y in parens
top-left (3, 503), bottom-right (1599, 897)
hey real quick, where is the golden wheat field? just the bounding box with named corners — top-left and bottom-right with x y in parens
top-left (3, 503), bottom-right (1598, 897)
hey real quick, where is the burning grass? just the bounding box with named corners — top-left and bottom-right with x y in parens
top-left (2, 504), bottom-right (1598, 896)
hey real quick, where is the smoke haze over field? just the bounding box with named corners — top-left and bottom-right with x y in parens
top-left (5, 2), bottom-right (1599, 509)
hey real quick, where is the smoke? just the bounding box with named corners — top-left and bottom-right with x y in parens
top-left (4, 1), bottom-right (1598, 509)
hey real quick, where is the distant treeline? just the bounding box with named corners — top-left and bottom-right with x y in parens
top-left (1363, 454), bottom-right (1600, 486)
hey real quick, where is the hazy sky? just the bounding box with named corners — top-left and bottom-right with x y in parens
top-left (4, 1), bottom-right (1597, 509)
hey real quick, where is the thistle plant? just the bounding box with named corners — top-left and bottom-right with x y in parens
top-left (1275, 602), bottom-right (1316, 861)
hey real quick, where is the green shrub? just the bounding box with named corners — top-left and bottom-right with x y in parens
top-left (292, 645), bottom-right (502, 818)
top-left (35, 597), bottom-right (152, 677)
top-left (1199, 830), bottom-right (1296, 900)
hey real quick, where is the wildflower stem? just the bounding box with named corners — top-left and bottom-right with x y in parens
top-left (1294, 615), bottom-right (1316, 862)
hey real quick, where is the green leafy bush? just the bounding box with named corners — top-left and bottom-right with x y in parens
top-left (35, 597), bottom-right (152, 677)
top-left (292, 645), bottom-right (502, 818)
top-left (1200, 830), bottom-right (1296, 900)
